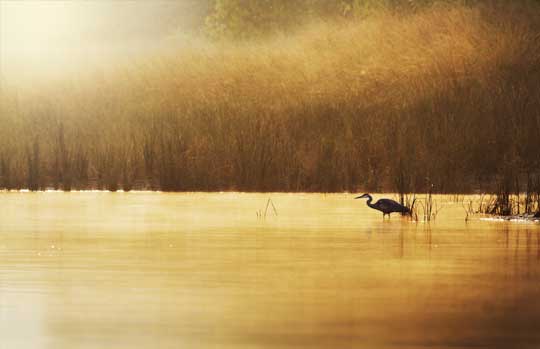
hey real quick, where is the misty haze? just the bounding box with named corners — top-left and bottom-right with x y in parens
top-left (1, 1), bottom-right (539, 348)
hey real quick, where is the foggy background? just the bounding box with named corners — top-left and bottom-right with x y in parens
top-left (0, 0), bottom-right (211, 78)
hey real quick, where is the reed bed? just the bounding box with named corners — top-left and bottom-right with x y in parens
top-left (1, 2), bottom-right (539, 193)
top-left (461, 175), bottom-right (540, 217)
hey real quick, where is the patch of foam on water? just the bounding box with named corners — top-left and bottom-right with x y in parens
top-left (481, 215), bottom-right (540, 223)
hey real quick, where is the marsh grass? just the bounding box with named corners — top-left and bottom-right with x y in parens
top-left (462, 174), bottom-right (540, 218)
top-left (256, 197), bottom-right (278, 219)
top-left (1, 2), bottom-right (539, 192)
top-left (463, 199), bottom-right (474, 222)
top-left (408, 190), bottom-right (442, 222)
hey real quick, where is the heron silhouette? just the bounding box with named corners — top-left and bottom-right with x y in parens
top-left (355, 193), bottom-right (410, 218)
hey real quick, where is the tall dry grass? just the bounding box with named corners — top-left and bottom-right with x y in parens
top-left (1, 2), bottom-right (539, 195)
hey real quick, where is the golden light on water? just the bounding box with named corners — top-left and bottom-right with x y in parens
top-left (0, 192), bottom-right (539, 348)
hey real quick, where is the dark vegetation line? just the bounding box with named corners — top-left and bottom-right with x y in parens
top-left (0, 2), bottom-right (539, 207)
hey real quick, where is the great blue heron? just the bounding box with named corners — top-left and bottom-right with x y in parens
top-left (355, 193), bottom-right (410, 218)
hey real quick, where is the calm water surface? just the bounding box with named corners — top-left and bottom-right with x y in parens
top-left (0, 193), bottom-right (539, 349)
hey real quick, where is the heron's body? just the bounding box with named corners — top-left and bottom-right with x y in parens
top-left (355, 193), bottom-right (410, 218)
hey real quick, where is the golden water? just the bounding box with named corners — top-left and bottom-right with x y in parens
top-left (0, 193), bottom-right (539, 349)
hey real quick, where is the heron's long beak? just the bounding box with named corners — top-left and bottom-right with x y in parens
top-left (354, 196), bottom-right (364, 199)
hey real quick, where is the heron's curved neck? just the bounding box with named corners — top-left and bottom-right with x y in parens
top-left (365, 195), bottom-right (374, 207)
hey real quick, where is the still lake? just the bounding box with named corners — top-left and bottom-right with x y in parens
top-left (0, 192), bottom-right (539, 349)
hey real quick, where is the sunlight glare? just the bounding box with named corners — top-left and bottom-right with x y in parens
top-left (1, 1), bottom-right (86, 60)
